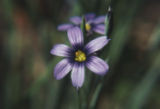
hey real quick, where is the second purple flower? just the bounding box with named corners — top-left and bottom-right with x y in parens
top-left (57, 13), bottom-right (106, 35)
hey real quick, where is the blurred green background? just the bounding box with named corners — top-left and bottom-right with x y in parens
top-left (0, 0), bottom-right (160, 109)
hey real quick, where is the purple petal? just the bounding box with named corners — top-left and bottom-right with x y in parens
top-left (54, 59), bottom-right (72, 80)
top-left (93, 24), bottom-right (105, 34)
top-left (67, 27), bottom-right (84, 46)
top-left (71, 63), bottom-right (85, 89)
top-left (50, 44), bottom-right (71, 57)
top-left (85, 13), bottom-right (96, 20)
top-left (86, 56), bottom-right (109, 75)
top-left (57, 24), bottom-right (74, 31)
top-left (93, 16), bottom-right (106, 24)
top-left (70, 16), bottom-right (82, 25)
top-left (85, 36), bottom-right (109, 55)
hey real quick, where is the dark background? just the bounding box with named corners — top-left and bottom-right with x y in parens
top-left (0, 0), bottom-right (160, 109)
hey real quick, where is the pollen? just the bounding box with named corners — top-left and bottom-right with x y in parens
top-left (85, 23), bottom-right (91, 31)
top-left (75, 50), bottom-right (86, 62)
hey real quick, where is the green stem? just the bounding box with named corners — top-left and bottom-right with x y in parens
top-left (89, 82), bottom-right (103, 109)
top-left (78, 91), bottom-right (82, 109)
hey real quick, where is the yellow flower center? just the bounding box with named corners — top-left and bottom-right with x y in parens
top-left (85, 23), bottom-right (91, 31)
top-left (75, 50), bottom-right (86, 62)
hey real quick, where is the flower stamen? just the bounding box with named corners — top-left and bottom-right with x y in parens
top-left (85, 23), bottom-right (91, 31)
top-left (75, 50), bottom-right (86, 62)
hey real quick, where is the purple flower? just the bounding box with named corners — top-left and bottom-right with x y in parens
top-left (51, 27), bottom-right (109, 89)
top-left (58, 13), bottom-right (106, 35)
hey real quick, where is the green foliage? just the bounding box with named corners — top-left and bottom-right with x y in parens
top-left (1, 0), bottom-right (160, 109)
